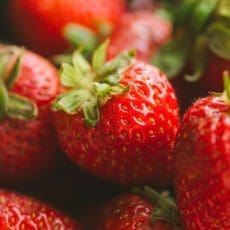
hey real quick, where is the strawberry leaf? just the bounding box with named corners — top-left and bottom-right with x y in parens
top-left (7, 93), bottom-right (38, 120)
top-left (5, 48), bottom-right (24, 89)
top-left (92, 40), bottom-right (109, 74)
top-left (110, 84), bottom-right (130, 95)
top-left (0, 52), bottom-right (11, 79)
top-left (152, 36), bottom-right (190, 78)
top-left (72, 51), bottom-right (91, 74)
top-left (207, 21), bottom-right (230, 60)
top-left (173, 0), bottom-right (197, 31)
top-left (53, 89), bottom-right (91, 114)
top-left (223, 71), bottom-right (230, 102)
top-left (0, 81), bottom-right (8, 119)
top-left (92, 82), bottom-right (111, 97)
top-left (216, 0), bottom-right (230, 18)
top-left (188, 0), bottom-right (218, 35)
top-left (97, 22), bottom-right (113, 38)
top-left (103, 73), bottom-right (120, 85)
top-left (60, 63), bottom-right (83, 88)
top-left (99, 50), bottom-right (135, 82)
top-left (63, 23), bottom-right (98, 54)
top-left (83, 97), bottom-right (99, 126)
top-left (53, 54), bottom-right (73, 65)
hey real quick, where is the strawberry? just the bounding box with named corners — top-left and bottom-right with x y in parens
top-left (107, 11), bottom-right (172, 62)
top-left (52, 41), bottom-right (180, 187)
top-left (85, 187), bottom-right (180, 230)
top-left (0, 189), bottom-right (80, 229)
top-left (174, 72), bottom-right (230, 229)
top-left (152, 0), bottom-right (230, 111)
top-left (0, 45), bottom-right (60, 185)
top-left (7, 0), bottom-right (126, 56)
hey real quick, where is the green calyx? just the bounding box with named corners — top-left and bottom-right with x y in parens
top-left (54, 22), bottom-right (113, 66)
top-left (63, 23), bottom-right (98, 59)
top-left (223, 71), bottom-right (230, 103)
top-left (52, 40), bottom-right (134, 126)
top-left (216, 0), bottom-right (230, 18)
top-left (152, 0), bottom-right (230, 80)
top-left (0, 46), bottom-right (38, 121)
top-left (206, 0), bottom-right (230, 59)
top-left (133, 186), bottom-right (181, 229)
top-left (206, 20), bottom-right (230, 60)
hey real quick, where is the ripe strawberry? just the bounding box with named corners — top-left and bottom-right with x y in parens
top-left (0, 45), bottom-right (60, 185)
top-left (174, 73), bottom-right (230, 229)
top-left (0, 189), bottom-right (80, 229)
top-left (84, 187), bottom-right (180, 230)
top-left (107, 11), bottom-right (172, 62)
top-left (52, 41), bottom-right (180, 187)
top-left (7, 0), bottom-right (126, 56)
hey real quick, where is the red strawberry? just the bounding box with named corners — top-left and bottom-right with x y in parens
top-left (174, 73), bottom-right (230, 229)
top-left (52, 42), bottom-right (180, 187)
top-left (85, 187), bottom-right (180, 230)
top-left (0, 45), bottom-right (60, 185)
top-left (0, 189), bottom-right (80, 229)
top-left (7, 0), bottom-right (126, 56)
top-left (107, 11), bottom-right (172, 62)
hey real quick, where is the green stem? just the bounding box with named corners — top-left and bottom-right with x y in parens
top-left (223, 71), bottom-right (230, 102)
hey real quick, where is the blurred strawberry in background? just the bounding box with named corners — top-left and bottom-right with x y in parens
top-left (107, 10), bottom-right (172, 62)
top-left (152, 0), bottom-right (230, 113)
top-left (6, 0), bottom-right (126, 56)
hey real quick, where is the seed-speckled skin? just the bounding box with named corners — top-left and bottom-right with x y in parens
top-left (0, 48), bottom-right (60, 185)
top-left (174, 96), bottom-right (230, 229)
top-left (107, 11), bottom-right (172, 62)
top-left (0, 190), bottom-right (80, 229)
top-left (96, 194), bottom-right (172, 230)
top-left (7, 0), bottom-right (126, 56)
top-left (53, 62), bottom-right (180, 187)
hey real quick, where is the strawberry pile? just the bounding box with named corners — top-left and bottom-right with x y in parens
top-left (0, 0), bottom-right (229, 229)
